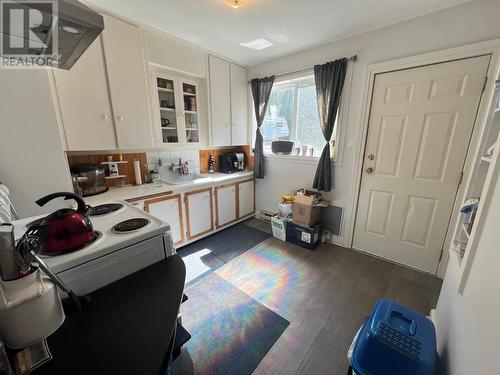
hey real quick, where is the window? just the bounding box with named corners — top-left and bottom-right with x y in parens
top-left (261, 77), bottom-right (338, 158)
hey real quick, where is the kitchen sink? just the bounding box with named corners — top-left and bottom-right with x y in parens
top-left (162, 173), bottom-right (208, 185)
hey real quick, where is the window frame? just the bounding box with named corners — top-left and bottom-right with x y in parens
top-left (255, 69), bottom-right (350, 166)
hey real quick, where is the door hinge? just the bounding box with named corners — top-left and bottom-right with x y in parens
top-left (458, 171), bottom-right (464, 186)
top-left (482, 76), bottom-right (488, 93)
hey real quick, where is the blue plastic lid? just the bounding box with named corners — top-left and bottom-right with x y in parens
top-left (351, 299), bottom-right (438, 375)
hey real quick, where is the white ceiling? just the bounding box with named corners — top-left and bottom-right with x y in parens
top-left (85, 0), bottom-right (470, 66)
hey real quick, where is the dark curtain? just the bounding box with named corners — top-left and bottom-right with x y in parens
top-left (312, 58), bottom-right (347, 192)
top-left (250, 76), bottom-right (275, 179)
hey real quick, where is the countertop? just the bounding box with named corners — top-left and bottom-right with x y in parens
top-left (84, 171), bottom-right (254, 206)
top-left (33, 255), bottom-right (186, 375)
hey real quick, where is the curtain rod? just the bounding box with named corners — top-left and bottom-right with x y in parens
top-left (249, 54), bottom-right (357, 83)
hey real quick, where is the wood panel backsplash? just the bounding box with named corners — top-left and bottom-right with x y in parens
top-left (67, 153), bottom-right (147, 187)
top-left (199, 145), bottom-right (253, 173)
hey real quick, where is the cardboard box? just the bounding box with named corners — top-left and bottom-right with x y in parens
top-left (292, 189), bottom-right (329, 227)
top-left (271, 215), bottom-right (289, 241)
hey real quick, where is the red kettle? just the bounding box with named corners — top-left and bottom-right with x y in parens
top-left (36, 192), bottom-right (96, 255)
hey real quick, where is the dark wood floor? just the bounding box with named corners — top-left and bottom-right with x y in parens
top-left (214, 237), bottom-right (442, 375)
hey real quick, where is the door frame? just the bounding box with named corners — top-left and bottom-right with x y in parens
top-left (346, 39), bottom-right (500, 278)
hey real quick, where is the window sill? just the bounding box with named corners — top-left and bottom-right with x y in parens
top-left (264, 153), bottom-right (338, 165)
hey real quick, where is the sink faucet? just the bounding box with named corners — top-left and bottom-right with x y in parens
top-left (169, 159), bottom-right (190, 176)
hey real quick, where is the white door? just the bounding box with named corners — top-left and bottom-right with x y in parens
top-left (215, 184), bottom-right (237, 228)
top-left (230, 63), bottom-right (248, 145)
top-left (101, 16), bottom-right (153, 149)
top-left (209, 55), bottom-right (231, 146)
top-left (238, 179), bottom-right (255, 218)
top-left (53, 38), bottom-right (116, 151)
top-left (144, 194), bottom-right (184, 245)
top-left (185, 188), bottom-right (214, 239)
top-left (353, 55), bottom-right (490, 273)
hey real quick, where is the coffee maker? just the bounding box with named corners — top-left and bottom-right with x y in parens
top-left (219, 152), bottom-right (245, 173)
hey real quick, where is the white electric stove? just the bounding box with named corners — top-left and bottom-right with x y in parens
top-left (12, 201), bottom-right (174, 295)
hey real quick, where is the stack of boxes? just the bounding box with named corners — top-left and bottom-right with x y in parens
top-left (272, 189), bottom-right (329, 250)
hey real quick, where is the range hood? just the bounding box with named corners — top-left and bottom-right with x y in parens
top-left (1, 0), bottom-right (104, 70)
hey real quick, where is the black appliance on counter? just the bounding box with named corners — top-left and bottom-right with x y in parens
top-left (219, 152), bottom-right (245, 174)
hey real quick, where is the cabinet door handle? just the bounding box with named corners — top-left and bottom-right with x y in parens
top-left (103, 114), bottom-right (109, 120)
top-left (117, 115), bottom-right (124, 121)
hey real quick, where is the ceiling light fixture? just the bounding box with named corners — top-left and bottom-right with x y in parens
top-left (239, 38), bottom-right (273, 50)
top-left (225, 0), bottom-right (247, 9)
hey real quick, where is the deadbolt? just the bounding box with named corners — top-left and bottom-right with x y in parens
top-left (367, 154), bottom-right (375, 161)
top-left (366, 167), bottom-right (374, 174)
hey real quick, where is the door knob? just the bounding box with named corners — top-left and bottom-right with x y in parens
top-left (367, 154), bottom-right (375, 161)
top-left (366, 167), bottom-right (374, 174)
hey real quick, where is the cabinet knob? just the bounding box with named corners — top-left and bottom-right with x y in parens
top-left (117, 115), bottom-right (124, 121)
top-left (103, 114), bottom-right (109, 120)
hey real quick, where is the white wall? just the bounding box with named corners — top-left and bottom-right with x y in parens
top-left (435, 165), bottom-right (500, 374)
top-left (249, 0), bottom-right (500, 246)
top-left (0, 70), bottom-right (72, 217)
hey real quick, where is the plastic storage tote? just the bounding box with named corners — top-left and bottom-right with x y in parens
top-left (351, 299), bottom-right (439, 375)
top-left (286, 222), bottom-right (322, 250)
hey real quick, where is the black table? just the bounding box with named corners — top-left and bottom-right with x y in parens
top-left (34, 255), bottom-right (186, 375)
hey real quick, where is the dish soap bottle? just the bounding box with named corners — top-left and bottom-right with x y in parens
top-left (208, 155), bottom-right (215, 174)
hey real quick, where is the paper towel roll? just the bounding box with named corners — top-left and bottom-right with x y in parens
top-left (133, 160), bottom-right (142, 185)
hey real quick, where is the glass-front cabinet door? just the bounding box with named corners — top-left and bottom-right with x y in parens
top-left (155, 74), bottom-right (180, 144)
top-left (151, 71), bottom-right (201, 146)
top-left (182, 80), bottom-right (200, 143)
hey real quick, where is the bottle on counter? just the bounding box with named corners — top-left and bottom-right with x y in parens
top-left (208, 155), bottom-right (215, 174)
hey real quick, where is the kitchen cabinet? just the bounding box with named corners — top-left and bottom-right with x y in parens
top-left (54, 16), bottom-right (153, 151)
top-left (209, 55), bottom-right (249, 147)
top-left (144, 194), bottom-right (184, 245)
top-left (214, 183), bottom-right (237, 228)
top-left (101, 16), bottom-right (153, 149)
top-left (184, 188), bottom-right (214, 240)
top-left (209, 55), bottom-right (231, 146)
top-left (53, 38), bottom-right (116, 151)
top-left (237, 179), bottom-right (255, 218)
top-left (230, 63), bottom-right (248, 145)
top-left (151, 71), bottom-right (201, 146)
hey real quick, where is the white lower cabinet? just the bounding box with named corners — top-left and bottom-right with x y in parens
top-left (238, 179), bottom-right (255, 218)
top-left (215, 183), bottom-right (237, 228)
top-left (184, 188), bottom-right (214, 240)
top-left (144, 194), bottom-right (184, 245)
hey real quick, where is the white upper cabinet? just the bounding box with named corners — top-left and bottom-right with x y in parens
top-left (209, 55), bottom-right (232, 146)
top-left (101, 16), bottom-right (153, 149)
top-left (209, 55), bottom-right (249, 147)
top-left (53, 38), bottom-right (116, 151)
top-left (230, 63), bottom-right (248, 145)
